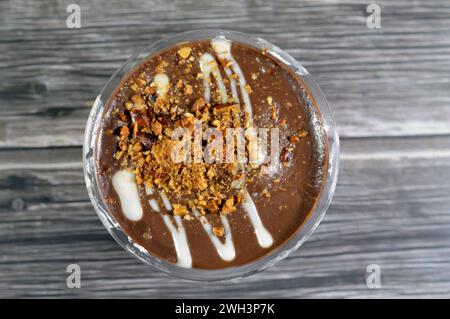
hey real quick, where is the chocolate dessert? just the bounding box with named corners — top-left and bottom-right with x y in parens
top-left (95, 36), bottom-right (328, 269)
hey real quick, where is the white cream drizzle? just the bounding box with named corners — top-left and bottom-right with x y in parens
top-left (199, 53), bottom-right (228, 103)
top-left (211, 37), bottom-right (273, 248)
top-left (153, 73), bottom-right (170, 97)
top-left (194, 210), bottom-right (236, 261)
top-left (211, 36), bottom-right (253, 118)
top-left (162, 214), bottom-right (192, 268)
top-left (160, 191), bottom-right (172, 211)
top-left (211, 36), bottom-right (266, 165)
top-left (144, 181), bottom-right (154, 195)
top-left (112, 170), bottom-right (143, 221)
top-left (223, 67), bottom-right (239, 103)
top-left (149, 199), bottom-right (160, 212)
top-left (144, 183), bottom-right (160, 212)
top-left (242, 190), bottom-right (274, 248)
top-left (145, 185), bottom-right (192, 267)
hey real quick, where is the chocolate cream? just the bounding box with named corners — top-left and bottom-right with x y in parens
top-left (95, 36), bottom-right (328, 269)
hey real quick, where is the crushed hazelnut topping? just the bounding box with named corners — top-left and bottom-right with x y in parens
top-left (222, 197), bottom-right (237, 214)
top-left (178, 47), bottom-right (192, 59)
top-left (271, 106), bottom-right (278, 120)
top-left (152, 121), bottom-right (163, 136)
top-left (120, 126), bottom-right (130, 138)
top-left (289, 130), bottom-right (308, 144)
top-left (261, 189), bottom-right (271, 198)
top-left (173, 204), bottom-right (189, 216)
top-left (184, 84), bottom-right (193, 95)
top-left (297, 130), bottom-right (309, 137)
top-left (109, 45), bottom-right (281, 216)
top-left (155, 61), bottom-right (168, 74)
top-left (213, 226), bottom-right (224, 237)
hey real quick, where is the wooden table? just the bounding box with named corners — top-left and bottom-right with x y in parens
top-left (1, 0), bottom-right (449, 298)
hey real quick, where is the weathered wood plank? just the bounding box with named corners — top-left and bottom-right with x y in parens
top-left (1, 0), bottom-right (450, 299)
top-left (1, 0), bottom-right (450, 148)
top-left (1, 136), bottom-right (449, 298)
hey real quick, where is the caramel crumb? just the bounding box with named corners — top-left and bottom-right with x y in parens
top-left (290, 130), bottom-right (308, 143)
top-left (280, 147), bottom-right (292, 164)
top-left (177, 47), bottom-right (192, 59)
top-left (114, 150), bottom-right (124, 160)
top-left (184, 84), bottom-right (193, 95)
top-left (290, 135), bottom-right (300, 143)
top-left (213, 226), bottom-right (224, 237)
top-left (222, 197), bottom-right (237, 214)
top-left (125, 102), bottom-right (133, 111)
top-left (152, 121), bottom-right (163, 136)
top-left (271, 106), bottom-right (278, 120)
top-left (155, 61), bottom-right (168, 74)
top-left (120, 126), bottom-right (130, 139)
top-left (173, 204), bottom-right (189, 216)
top-left (207, 168), bottom-right (216, 178)
top-left (207, 200), bottom-right (219, 213)
top-left (261, 189), bottom-right (271, 198)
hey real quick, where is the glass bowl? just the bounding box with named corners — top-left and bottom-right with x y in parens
top-left (83, 29), bottom-right (339, 281)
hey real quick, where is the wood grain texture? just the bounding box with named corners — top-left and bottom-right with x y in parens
top-left (1, 0), bottom-right (450, 147)
top-left (0, 0), bottom-right (449, 298)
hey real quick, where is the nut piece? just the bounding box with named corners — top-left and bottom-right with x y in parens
top-left (290, 130), bottom-right (308, 143)
top-left (192, 97), bottom-right (207, 112)
top-left (222, 197), bottom-right (236, 214)
top-left (213, 226), bottom-right (224, 237)
top-left (280, 147), bottom-right (292, 163)
top-left (152, 120), bottom-right (163, 136)
top-left (178, 47), bottom-right (192, 59)
top-left (120, 126), bottom-right (130, 139)
top-left (261, 189), bottom-right (271, 198)
top-left (206, 200), bottom-right (219, 213)
top-left (184, 84), bottom-right (193, 95)
top-left (290, 135), bottom-right (300, 143)
top-left (173, 204), bottom-right (189, 216)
